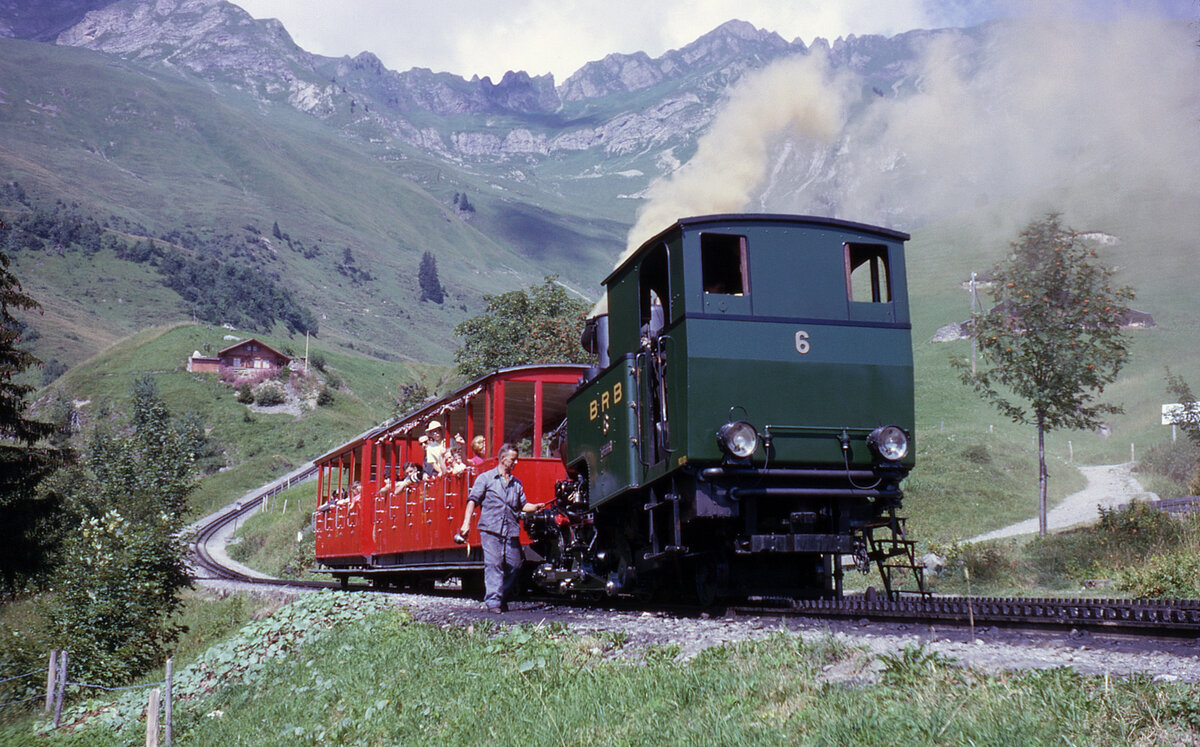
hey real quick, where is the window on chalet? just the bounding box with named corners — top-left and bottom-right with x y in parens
top-left (701, 233), bottom-right (748, 296)
top-left (845, 243), bottom-right (892, 303)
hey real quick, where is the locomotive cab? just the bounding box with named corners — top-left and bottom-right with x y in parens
top-left (560, 215), bottom-right (920, 601)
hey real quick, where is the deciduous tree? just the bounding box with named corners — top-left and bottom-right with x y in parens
top-left (453, 277), bottom-right (589, 379)
top-left (47, 375), bottom-right (193, 684)
top-left (956, 214), bottom-right (1134, 535)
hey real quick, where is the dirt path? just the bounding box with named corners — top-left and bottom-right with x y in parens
top-left (967, 463), bottom-right (1158, 543)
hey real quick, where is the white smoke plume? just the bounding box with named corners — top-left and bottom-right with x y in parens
top-left (624, 52), bottom-right (851, 256)
top-left (761, 15), bottom-right (1200, 239)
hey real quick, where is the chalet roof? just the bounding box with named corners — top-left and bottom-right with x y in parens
top-left (216, 337), bottom-right (291, 361)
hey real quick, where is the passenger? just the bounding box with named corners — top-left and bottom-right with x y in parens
top-left (423, 422), bottom-right (448, 475)
top-left (469, 435), bottom-right (487, 466)
top-left (396, 461), bottom-right (423, 490)
top-left (456, 443), bottom-right (539, 613)
top-left (377, 475), bottom-right (394, 499)
top-left (444, 446), bottom-right (467, 476)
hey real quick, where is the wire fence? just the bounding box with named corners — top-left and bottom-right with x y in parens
top-left (1, 651), bottom-right (175, 745)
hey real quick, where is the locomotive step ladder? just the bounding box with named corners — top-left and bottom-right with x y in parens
top-left (859, 509), bottom-right (928, 600)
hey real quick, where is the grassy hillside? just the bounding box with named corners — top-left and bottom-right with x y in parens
top-left (0, 38), bottom-right (621, 370)
top-left (41, 322), bottom-right (443, 517)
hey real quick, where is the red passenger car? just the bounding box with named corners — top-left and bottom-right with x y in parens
top-left (312, 364), bottom-right (588, 589)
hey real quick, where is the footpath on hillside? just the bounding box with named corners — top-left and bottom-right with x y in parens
top-left (967, 463), bottom-right (1158, 543)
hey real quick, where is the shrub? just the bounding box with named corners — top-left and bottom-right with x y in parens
top-left (253, 380), bottom-right (287, 406)
top-left (1118, 550), bottom-right (1200, 598)
top-left (46, 510), bottom-right (188, 686)
top-left (943, 541), bottom-right (1020, 585)
top-left (235, 382), bottom-right (254, 404)
top-left (316, 385), bottom-right (334, 406)
top-left (1139, 440), bottom-right (1199, 488)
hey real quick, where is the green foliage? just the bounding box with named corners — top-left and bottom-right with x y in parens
top-left (418, 250), bottom-right (444, 304)
top-left (1164, 370), bottom-right (1200, 494)
top-left (0, 249), bottom-right (67, 594)
top-left (1117, 551), bottom-right (1200, 598)
top-left (957, 214), bottom-right (1134, 432)
top-left (252, 379), bottom-right (287, 406)
top-left (393, 380), bottom-right (429, 417)
top-left (955, 213), bottom-right (1135, 533)
top-left (235, 382), bottom-right (254, 404)
top-left (32, 601), bottom-right (1200, 746)
top-left (453, 276), bottom-right (589, 379)
top-left (878, 644), bottom-right (958, 687)
top-left (45, 509), bottom-right (189, 686)
top-left (1138, 439), bottom-right (1199, 490)
top-left (4, 201), bottom-right (319, 336)
top-left (315, 385), bottom-right (334, 407)
top-left (44, 375), bottom-right (194, 686)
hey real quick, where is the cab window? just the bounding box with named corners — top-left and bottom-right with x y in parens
top-left (701, 233), bottom-right (747, 296)
top-left (845, 243), bottom-right (891, 303)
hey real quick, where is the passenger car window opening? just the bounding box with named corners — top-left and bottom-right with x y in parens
top-left (845, 243), bottom-right (891, 303)
top-left (701, 233), bottom-right (747, 296)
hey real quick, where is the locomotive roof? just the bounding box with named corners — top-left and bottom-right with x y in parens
top-left (604, 213), bottom-right (911, 287)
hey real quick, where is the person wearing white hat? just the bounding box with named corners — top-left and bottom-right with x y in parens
top-left (423, 420), bottom-right (447, 476)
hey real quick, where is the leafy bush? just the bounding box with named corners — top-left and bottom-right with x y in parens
top-left (46, 510), bottom-right (188, 686)
top-left (316, 385), bottom-right (334, 406)
top-left (1118, 551), bottom-right (1200, 598)
top-left (253, 380), bottom-right (287, 406)
top-left (1027, 502), bottom-right (1189, 587)
top-left (1139, 440), bottom-right (1199, 488)
top-left (943, 540), bottom-right (1020, 585)
top-left (235, 382), bottom-right (254, 404)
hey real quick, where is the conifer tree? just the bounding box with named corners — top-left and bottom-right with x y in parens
top-left (0, 249), bottom-right (64, 594)
top-left (418, 251), bottom-right (444, 304)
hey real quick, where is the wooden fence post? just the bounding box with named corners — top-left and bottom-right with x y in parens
top-left (44, 650), bottom-right (57, 712)
top-left (52, 651), bottom-right (67, 728)
top-left (164, 658), bottom-right (173, 747)
top-left (145, 687), bottom-right (160, 747)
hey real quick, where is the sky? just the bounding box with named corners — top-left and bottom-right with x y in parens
top-left (229, 0), bottom-right (1198, 82)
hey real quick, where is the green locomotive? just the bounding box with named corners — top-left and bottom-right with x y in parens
top-left (527, 214), bottom-right (922, 601)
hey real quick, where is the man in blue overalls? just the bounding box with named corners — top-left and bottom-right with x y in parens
top-left (457, 443), bottom-right (538, 613)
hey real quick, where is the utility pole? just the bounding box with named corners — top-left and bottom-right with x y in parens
top-left (969, 271), bottom-right (979, 375)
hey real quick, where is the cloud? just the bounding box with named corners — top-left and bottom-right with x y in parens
top-left (231, 0), bottom-right (996, 80)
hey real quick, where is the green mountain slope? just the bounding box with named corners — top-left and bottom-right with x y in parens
top-left (0, 38), bottom-right (619, 368)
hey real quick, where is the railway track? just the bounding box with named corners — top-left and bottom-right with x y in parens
top-left (732, 595), bottom-right (1200, 637)
top-left (191, 484), bottom-right (1200, 637)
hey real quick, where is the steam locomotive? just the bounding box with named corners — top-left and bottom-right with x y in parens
top-left (312, 214), bottom-right (922, 601)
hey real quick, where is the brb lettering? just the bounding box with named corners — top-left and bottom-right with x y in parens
top-left (588, 382), bottom-right (623, 421)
